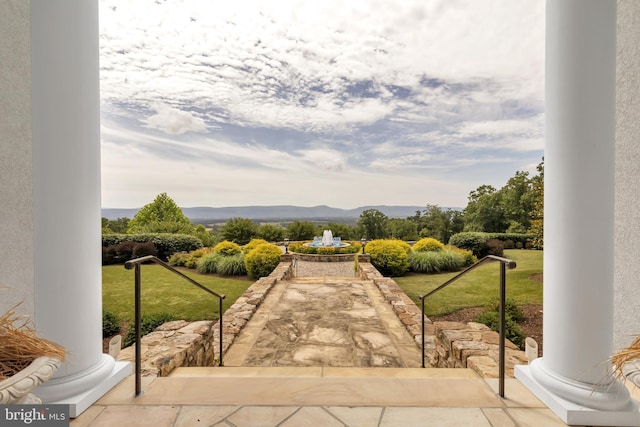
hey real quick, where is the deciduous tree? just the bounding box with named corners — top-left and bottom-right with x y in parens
top-left (127, 193), bottom-right (194, 234)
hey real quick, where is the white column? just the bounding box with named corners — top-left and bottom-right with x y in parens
top-left (30, 0), bottom-right (129, 417)
top-left (515, 1), bottom-right (640, 425)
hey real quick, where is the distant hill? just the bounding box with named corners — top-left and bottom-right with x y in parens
top-left (101, 204), bottom-right (462, 221)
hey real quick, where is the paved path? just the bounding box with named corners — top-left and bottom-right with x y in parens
top-left (224, 273), bottom-right (422, 368)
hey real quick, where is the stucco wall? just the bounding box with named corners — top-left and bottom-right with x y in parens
top-left (0, 0), bottom-right (34, 318)
top-left (614, 0), bottom-right (640, 351)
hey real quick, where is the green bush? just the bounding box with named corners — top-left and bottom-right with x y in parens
top-left (412, 237), bottom-right (444, 252)
top-left (195, 253), bottom-right (222, 274)
top-left (167, 251), bottom-right (189, 267)
top-left (288, 241), bottom-right (361, 254)
top-left (169, 247), bottom-right (214, 269)
top-left (216, 253), bottom-right (247, 276)
top-left (102, 245), bottom-right (119, 265)
top-left (448, 232), bottom-right (532, 258)
top-left (245, 243), bottom-right (282, 279)
top-left (123, 312), bottom-right (178, 348)
top-left (475, 311), bottom-right (525, 349)
top-left (486, 239), bottom-right (505, 257)
top-left (448, 232), bottom-right (489, 257)
top-left (132, 241), bottom-right (158, 258)
top-left (243, 239), bottom-right (269, 254)
top-left (408, 250), bottom-right (463, 273)
top-left (365, 239), bottom-right (410, 277)
top-left (102, 233), bottom-right (203, 261)
top-left (115, 241), bottom-right (135, 261)
top-left (444, 245), bottom-right (476, 266)
top-left (102, 310), bottom-right (120, 338)
top-left (483, 298), bottom-right (524, 321)
top-left (213, 240), bottom-right (242, 257)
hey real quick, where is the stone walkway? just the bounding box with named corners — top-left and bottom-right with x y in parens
top-left (224, 262), bottom-right (422, 368)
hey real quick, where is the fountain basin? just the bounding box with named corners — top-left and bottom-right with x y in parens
top-left (305, 230), bottom-right (350, 248)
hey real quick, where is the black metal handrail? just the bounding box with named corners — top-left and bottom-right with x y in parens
top-left (419, 255), bottom-right (516, 398)
top-left (124, 255), bottom-right (226, 397)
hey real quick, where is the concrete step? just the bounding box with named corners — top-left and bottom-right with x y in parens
top-left (97, 367), bottom-right (533, 409)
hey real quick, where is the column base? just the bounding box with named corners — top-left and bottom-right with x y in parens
top-left (516, 363), bottom-right (640, 426)
top-left (34, 355), bottom-right (130, 418)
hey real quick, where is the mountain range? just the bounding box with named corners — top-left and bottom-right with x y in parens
top-left (101, 205), bottom-right (461, 221)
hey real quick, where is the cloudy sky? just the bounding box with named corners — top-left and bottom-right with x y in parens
top-left (99, 0), bottom-right (545, 210)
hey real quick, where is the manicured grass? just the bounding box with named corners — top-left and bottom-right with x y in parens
top-left (102, 265), bottom-right (253, 322)
top-left (394, 249), bottom-right (543, 316)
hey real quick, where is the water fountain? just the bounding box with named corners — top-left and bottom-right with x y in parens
top-left (305, 229), bottom-right (350, 248)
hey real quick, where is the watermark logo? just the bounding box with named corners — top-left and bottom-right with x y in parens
top-left (1, 405), bottom-right (69, 426)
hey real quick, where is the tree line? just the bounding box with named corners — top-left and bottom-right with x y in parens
top-left (102, 159), bottom-right (543, 247)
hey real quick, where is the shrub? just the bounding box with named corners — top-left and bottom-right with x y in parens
top-left (448, 232), bottom-right (489, 257)
top-left (115, 241), bottom-right (136, 262)
top-left (132, 241), bottom-right (158, 258)
top-left (365, 239), bottom-right (410, 277)
top-left (168, 247), bottom-right (214, 269)
top-left (245, 243), bottom-right (282, 279)
top-left (102, 245), bottom-right (119, 265)
top-left (448, 232), bottom-right (533, 258)
top-left (213, 241), bottom-right (242, 257)
top-left (486, 239), bottom-right (505, 257)
top-left (195, 253), bottom-right (222, 274)
top-left (216, 253), bottom-right (247, 276)
top-left (102, 310), bottom-right (120, 338)
top-left (167, 251), bottom-right (190, 267)
top-left (288, 241), bottom-right (361, 254)
top-left (102, 233), bottom-right (203, 261)
top-left (484, 298), bottom-right (524, 321)
top-left (475, 298), bottom-right (525, 349)
top-left (123, 312), bottom-right (178, 348)
top-left (317, 247), bottom-right (336, 255)
top-left (412, 237), bottom-right (445, 252)
top-left (444, 245), bottom-right (477, 267)
top-left (475, 311), bottom-right (525, 349)
top-left (243, 239), bottom-right (269, 254)
top-left (409, 250), bottom-right (463, 273)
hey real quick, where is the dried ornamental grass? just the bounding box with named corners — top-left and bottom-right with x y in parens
top-left (0, 305), bottom-right (65, 380)
top-left (612, 335), bottom-right (640, 380)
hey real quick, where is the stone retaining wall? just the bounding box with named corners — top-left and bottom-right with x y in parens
top-left (357, 262), bottom-right (529, 378)
top-left (117, 258), bottom-right (528, 379)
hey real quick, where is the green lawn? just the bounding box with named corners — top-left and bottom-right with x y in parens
top-left (102, 265), bottom-right (253, 322)
top-left (394, 249), bottom-right (543, 316)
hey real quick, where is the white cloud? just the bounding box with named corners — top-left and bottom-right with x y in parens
top-left (145, 103), bottom-right (207, 134)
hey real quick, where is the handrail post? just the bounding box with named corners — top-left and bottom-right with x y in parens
top-left (134, 263), bottom-right (142, 397)
top-left (421, 296), bottom-right (425, 368)
top-left (499, 261), bottom-right (506, 398)
top-left (219, 297), bottom-right (224, 366)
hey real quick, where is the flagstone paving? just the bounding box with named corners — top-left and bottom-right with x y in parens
top-left (224, 275), bottom-right (422, 368)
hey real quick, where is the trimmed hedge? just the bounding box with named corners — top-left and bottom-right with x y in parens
top-left (365, 239), bottom-right (410, 277)
top-left (412, 237), bottom-right (445, 252)
top-left (243, 239), bottom-right (269, 254)
top-left (213, 240), bottom-right (242, 257)
top-left (288, 241), bottom-right (361, 254)
top-left (245, 243), bottom-right (282, 279)
top-left (448, 232), bottom-right (533, 258)
top-left (102, 233), bottom-right (203, 262)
